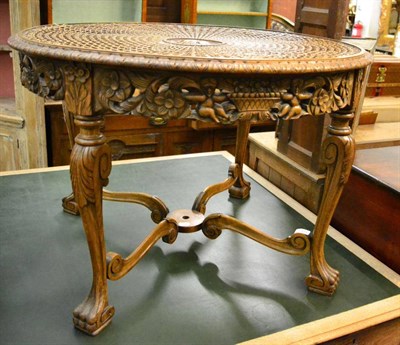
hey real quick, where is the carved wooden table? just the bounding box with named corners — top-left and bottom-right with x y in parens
top-left (9, 23), bottom-right (372, 336)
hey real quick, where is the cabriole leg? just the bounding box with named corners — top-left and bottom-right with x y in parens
top-left (306, 112), bottom-right (355, 295)
top-left (70, 115), bottom-right (115, 335)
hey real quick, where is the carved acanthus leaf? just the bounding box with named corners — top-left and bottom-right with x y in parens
top-left (63, 62), bottom-right (92, 115)
top-left (70, 144), bottom-right (111, 209)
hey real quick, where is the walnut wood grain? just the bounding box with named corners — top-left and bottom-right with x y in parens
top-left (8, 23), bottom-right (372, 335)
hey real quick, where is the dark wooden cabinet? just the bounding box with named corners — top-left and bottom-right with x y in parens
top-left (332, 146), bottom-right (400, 273)
top-left (294, 0), bottom-right (350, 39)
top-left (366, 55), bottom-right (400, 97)
top-left (46, 103), bottom-right (275, 166)
top-left (277, 0), bottom-right (351, 173)
top-left (143, 0), bottom-right (181, 23)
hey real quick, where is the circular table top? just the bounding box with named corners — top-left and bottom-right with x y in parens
top-left (9, 23), bottom-right (372, 74)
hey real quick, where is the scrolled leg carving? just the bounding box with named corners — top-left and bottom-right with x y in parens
top-left (70, 115), bottom-right (115, 335)
top-left (103, 190), bottom-right (169, 223)
top-left (106, 219), bottom-right (178, 280)
top-left (202, 219), bottom-right (222, 240)
top-left (306, 112), bottom-right (355, 296)
top-left (229, 120), bottom-right (251, 199)
top-left (203, 213), bottom-right (311, 256)
top-left (192, 163), bottom-right (239, 214)
top-left (62, 192), bottom-right (80, 215)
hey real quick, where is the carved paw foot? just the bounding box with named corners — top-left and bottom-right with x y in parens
top-left (306, 264), bottom-right (340, 296)
top-left (73, 296), bottom-right (115, 336)
top-left (62, 193), bottom-right (80, 216)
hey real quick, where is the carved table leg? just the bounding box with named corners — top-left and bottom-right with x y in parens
top-left (61, 101), bottom-right (80, 215)
top-left (306, 112), bottom-right (355, 295)
top-left (70, 116), bottom-right (115, 335)
top-left (229, 119), bottom-right (251, 199)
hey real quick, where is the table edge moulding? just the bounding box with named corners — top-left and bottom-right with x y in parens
top-left (8, 22), bottom-right (372, 336)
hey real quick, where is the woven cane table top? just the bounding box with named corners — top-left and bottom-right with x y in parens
top-left (9, 23), bottom-right (372, 74)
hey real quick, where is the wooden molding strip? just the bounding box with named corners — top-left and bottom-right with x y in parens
top-left (0, 44), bottom-right (12, 52)
top-left (241, 295), bottom-right (400, 345)
top-left (368, 82), bottom-right (400, 88)
top-left (197, 11), bottom-right (269, 17)
top-left (0, 151), bottom-right (226, 176)
top-left (0, 113), bottom-right (25, 129)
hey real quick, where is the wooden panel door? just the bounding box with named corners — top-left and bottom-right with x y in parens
top-left (143, 0), bottom-right (181, 23)
top-left (2, 0), bottom-right (47, 171)
top-left (294, 0), bottom-right (350, 39)
top-left (0, 102), bottom-right (25, 171)
top-left (276, 0), bottom-right (351, 173)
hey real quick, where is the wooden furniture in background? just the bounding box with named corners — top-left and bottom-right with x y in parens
top-left (294, 0), bottom-right (350, 39)
top-left (248, 132), bottom-right (325, 214)
top-left (0, 0), bottom-right (14, 99)
top-left (46, 101), bottom-right (274, 166)
top-left (142, 0), bottom-right (181, 23)
top-left (181, 0), bottom-right (273, 29)
top-left (0, 0), bottom-right (20, 171)
top-left (248, 122), bottom-right (400, 213)
top-left (332, 146), bottom-right (400, 274)
top-left (0, 0), bottom-right (46, 172)
top-left (0, 99), bottom-right (24, 171)
top-left (354, 122), bottom-right (400, 149)
top-left (377, 0), bottom-right (400, 51)
top-left (278, 0), bottom-right (351, 174)
top-left (9, 22), bottom-right (371, 335)
top-left (366, 54), bottom-right (400, 97)
top-left (271, 0), bottom-right (297, 22)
